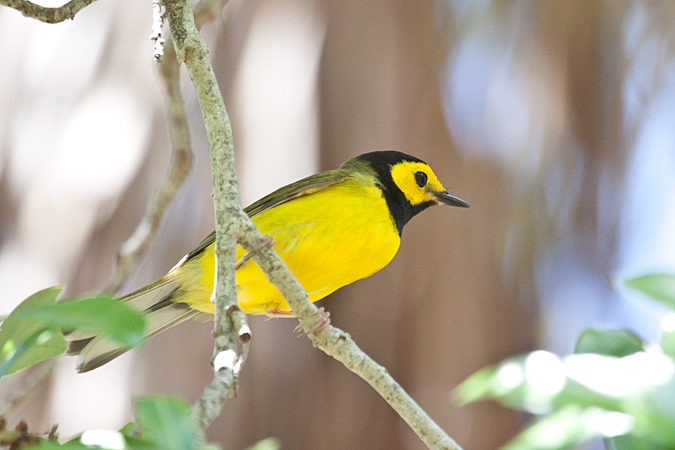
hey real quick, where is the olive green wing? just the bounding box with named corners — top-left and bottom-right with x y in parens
top-left (245, 169), bottom-right (349, 216)
top-left (183, 169), bottom-right (350, 262)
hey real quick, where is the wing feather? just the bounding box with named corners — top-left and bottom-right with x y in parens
top-left (184, 169), bottom-right (350, 262)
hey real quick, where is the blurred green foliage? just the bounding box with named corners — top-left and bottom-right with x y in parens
top-left (456, 274), bottom-right (675, 450)
top-left (0, 287), bottom-right (68, 377)
top-left (22, 395), bottom-right (280, 449)
top-left (0, 288), bottom-right (281, 450)
top-left (25, 396), bottom-right (204, 450)
top-left (0, 287), bottom-right (145, 377)
top-left (134, 396), bottom-right (201, 450)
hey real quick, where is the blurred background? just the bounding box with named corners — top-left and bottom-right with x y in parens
top-left (1, 0), bottom-right (675, 449)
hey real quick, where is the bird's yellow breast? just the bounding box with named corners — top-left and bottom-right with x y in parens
top-left (175, 176), bottom-right (400, 315)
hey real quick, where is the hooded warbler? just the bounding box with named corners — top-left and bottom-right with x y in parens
top-left (71, 151), bottom-right (468, 372)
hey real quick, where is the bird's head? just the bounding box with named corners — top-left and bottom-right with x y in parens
top-left (345, 151), bottom-right (468, 235)
top-left (388, 159), bottom-right (469, 209)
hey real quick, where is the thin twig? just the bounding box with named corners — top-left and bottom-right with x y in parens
top-left (191, 305), bottom-right (249, 431)
top-left (0, 0), bottom-right (97, 23)
top-left (234, 235), bottom-right (274, 270)
top-left (317, 331), bottom-right (459, 449)
top-left (163, 0), bottom-right (244, 430)
top-left (104, 39), bottom-right (193, 294)
top-left (237, 223), bottom-right (463, 450)
top-left (105, 0), bottom-right (220, 295)
top-left (190, 365), bottom-right (236, 430)
top-left (193, 0), bottom-right (224, 30)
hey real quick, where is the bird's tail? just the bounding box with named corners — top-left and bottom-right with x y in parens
top-left (67, 278), bottom-right (206, 373)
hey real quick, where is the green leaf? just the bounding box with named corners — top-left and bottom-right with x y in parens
top-left (9, 294), bottom-right (146, 348)
top-left (25, 439), bottom-right (97, 449)
top-left (119, 421), bottom-right (137, 437)
top-left (458, 351), bottom-right (675, 449)
top-left (502, 405), bottom-right (634, 450)
top-left (27, 396), bottom-right (207, 450)
top-left (607, 433), bottom-right (669, 450)
top-left (658, 312), bottom-right (675, 359)
top-left (454, 365), bottom-right (499, 405)
top-left (621, 372), bottom-right (675, 446)
top-left (455, 352), bottom-right (565, 412)
top-left (574, 329), bottom-right (644, 357)
top-left (624, 274), bottom-right (675, 310)
top-left (26, 431), bottom-right (158, 449)
top-left (134, 396), bottom-right (197, 450)
top-left (501, 405), bottom-right (594, 450)
top-left (25, 440), bottom-right (82, 449)
top-left (0, 287), bottom-right (67, 376)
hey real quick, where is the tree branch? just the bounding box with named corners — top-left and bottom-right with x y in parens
top-left (106, 0), bottom-right (222, 296)
top-left (0, 0), bottom-right (97, 23)
top-left (238, 225), bottom-right (464, 450)
top-left (162, 0), bottom-right (463, 447)
top-left (105, 39), bottom-right (193, 294)
top-left (0, 359), bottom-right (57, 418)
top-left (163, 0), bottom-right (244, 430)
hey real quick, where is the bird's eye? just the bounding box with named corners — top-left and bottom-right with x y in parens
top-left (414, 171), bottom-right (427, 188)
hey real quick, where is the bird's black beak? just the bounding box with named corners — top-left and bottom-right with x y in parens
top-left (433, 191), bottom-right (469, 208)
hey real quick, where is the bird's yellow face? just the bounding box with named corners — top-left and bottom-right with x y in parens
top-left (390, 161), bottom-right (447, 206)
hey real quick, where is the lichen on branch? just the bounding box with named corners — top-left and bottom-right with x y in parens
top-left (0, 0), bottom-right (98, 23)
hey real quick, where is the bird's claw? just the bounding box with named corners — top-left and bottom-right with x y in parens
top-left (235, 235), bottom-right (275, 269)
top-left (294, 307), bottom-right (331, 334)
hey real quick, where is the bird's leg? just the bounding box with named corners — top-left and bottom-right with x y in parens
top-left (265, 309), bottom-right (296, 318)
top-left (235, 235), bottom-right (275, 269)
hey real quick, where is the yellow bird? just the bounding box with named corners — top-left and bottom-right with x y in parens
top-left (70, 151), bottom-right (468, 372)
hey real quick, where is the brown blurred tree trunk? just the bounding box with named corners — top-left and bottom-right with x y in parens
top-left (318, 2), bottom-right (531, 449)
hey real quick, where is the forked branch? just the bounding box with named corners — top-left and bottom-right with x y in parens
top-left (160, 0), bottom-right (463, 448)
top-left (105, 39), bottom-right (193, 294)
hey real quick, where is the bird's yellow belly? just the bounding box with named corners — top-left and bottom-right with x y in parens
top-left (182, 182), bottom-right (400, 315)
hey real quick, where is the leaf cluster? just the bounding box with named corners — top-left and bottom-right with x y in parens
top-left (456, 274), bottom-right (675, 450)
top-left (0, 287), bottom-right (145, 377)
top-left (0, 288), bottom-right (280, 450)
top-left (21, 396), bottom-right (279, 449)
top-left (28, 396), bottom-right (212, 450)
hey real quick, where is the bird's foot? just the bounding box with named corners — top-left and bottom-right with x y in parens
top-left (235, 235), bottom-right (275, 269)
top-left (294, 307), bottom-right (331, 334)
top-left (265, 309), bottom-right (296, 319)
